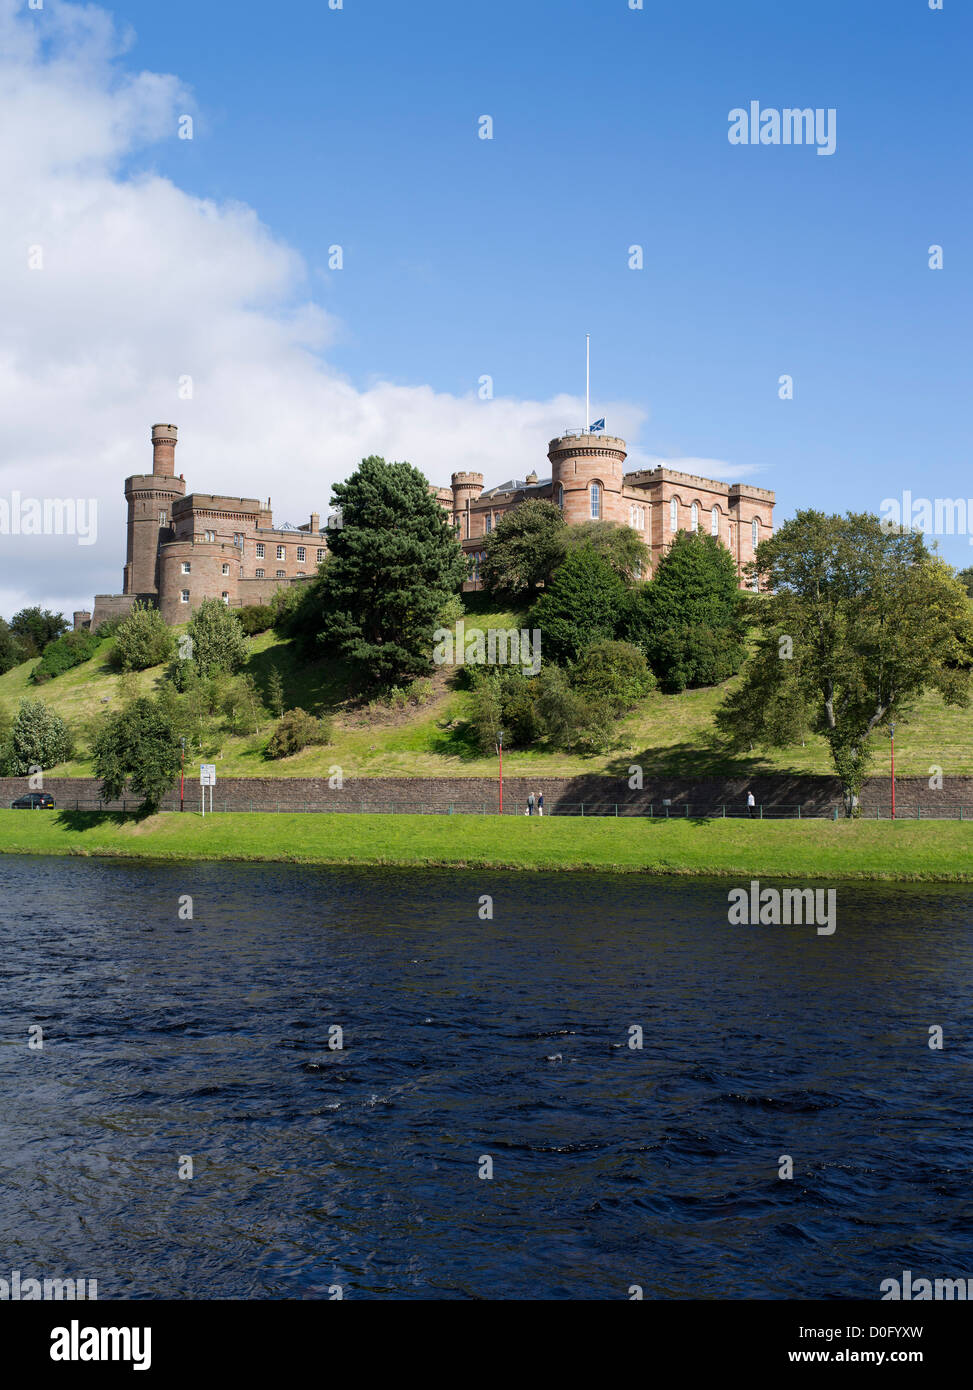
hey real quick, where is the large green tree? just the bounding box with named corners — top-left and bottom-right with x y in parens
top-left (290, 455), bottom-right (467, 686)
top-left (0, 617), bottom-right (28, 674)
top-left (110, 600), bottom-right (175, 671)
top-left (716, 511), bottom-right (973, 813)
top-left (529, 544), bottom-right (627, 664)
top-left (622, 530), bottom-right (746, 691)
top-left (563, 520), bottom-right (649, 583)
top-left (183, 598), bottom-right (249, 678)
top-left (9, 607), bottom-right (67, 657)
top-left (92, 697), bottom-right (182, 813)
top-left (480, 499), bottom-right (567, 598)
top-left (1, 698), bottom-right (73, 774)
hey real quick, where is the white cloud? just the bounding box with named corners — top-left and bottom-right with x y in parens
top-left (0, 0), bottom-right (755, 621)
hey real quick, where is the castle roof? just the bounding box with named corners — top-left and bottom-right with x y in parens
top-left (480, 476), bottom-right (551, 499)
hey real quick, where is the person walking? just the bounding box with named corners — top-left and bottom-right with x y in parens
top-left (527, 791), bottom-right (535, 816)
top-left (746, 790), bottom-right (756, 819)
top-left (537, 791), bottom-right (544, 817)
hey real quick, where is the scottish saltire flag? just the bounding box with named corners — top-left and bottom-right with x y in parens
top-left (589, 418), bottom-right (605, 432)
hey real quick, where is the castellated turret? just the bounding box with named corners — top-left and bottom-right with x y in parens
top-left (547, 433), bottom-right (627, 526)
top-left (123, 423), bottom-right (186, 598)
top-left (451, 471), bottom-right (484, 538)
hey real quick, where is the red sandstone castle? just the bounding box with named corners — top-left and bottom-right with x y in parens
top-left (77, 424), bottom-right (773, 629)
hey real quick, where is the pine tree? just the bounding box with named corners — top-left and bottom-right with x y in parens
top-left (528, 545), bottom-right (626, 664)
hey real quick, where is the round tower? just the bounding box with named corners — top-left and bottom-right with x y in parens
top-left (451, 471), bottom-right (484, 538)
top-left (548, 433), bottom-right (627, 526)
top-left (123, 424), bottom-right (186, 597)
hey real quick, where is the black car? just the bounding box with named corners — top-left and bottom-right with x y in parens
top-left (10, 792), bottom-right (56, 810)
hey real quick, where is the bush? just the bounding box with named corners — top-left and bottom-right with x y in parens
top-left (30, 630), bottom-right (100, 683)
top-left (92, 696), bottom-right (181, 813)
top-left (184, 598), bottom-right (249, 677)
top-left (0, 618), bottom-right (29, 674)
top-left (1, 698), bottom-right (74, 774)
top-left (570, 639), bottom-right (654, 713)
top-left (532, 665), bottom-right (615, 753)
top-left (9, 607), bottom-right (67, 658)
top-left (94, 614), bottom-right (125, 638)
top-left (529, 545), bottom-right (627, 665)
top-left (265, 708), bottom-right (332, 760)
top-left (238, 604), bottom-right (274, 635)
top-left (109, 601), bottom-right (175, 672)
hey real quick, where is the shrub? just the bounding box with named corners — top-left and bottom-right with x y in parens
top-left (109, 601), bottom-right (175, 672)
top-left (1, 698), bottom-right (74, 774)
top-left (0, 618), bottom-right (29, 674)
top-left (570, 639), bottom-right (654, 713)
top-left (238, 604), bottom-right (274, 635)
top-left (529, 545), bottom-right (627, 664)
top-left (30, 630), bottom-right (100, 683)
top-left (92, 696), bottom-right (181, 813)
top-left (9, 607), bottom-right (67, 658)
top-left (184, 598), bottom-right (250, 677)
top-left (265, 708), bottom-right (332, 759)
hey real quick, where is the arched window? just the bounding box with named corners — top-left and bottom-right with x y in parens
top-left (711, 505), bottom-right (719, 536)
top-left (670, 498), bottom-right (678, 532)
top-left (691, 502), bottom-right (699, 531)
top-left (485, 514), bottom-right (492, 534)
top-left (752, 518), bottom-right (759, 549)
top-left (590, 482), bottom-right (601, 519)
top-left (556, 483), bottom-right (564, 509)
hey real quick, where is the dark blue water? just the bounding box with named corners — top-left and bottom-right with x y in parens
top-left (0, 855), bottom-right (971, 1299)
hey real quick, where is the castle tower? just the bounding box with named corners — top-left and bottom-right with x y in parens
top-left (123, 423), bottom-right (186, 597)
top-left (451, 471), bottom-right (484, 540)
top-left (548, 433), bottom-right (627, 526)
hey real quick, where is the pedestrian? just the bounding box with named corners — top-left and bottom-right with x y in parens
top-left (527, 791), bottom-right (535, 816)
top-left (537, 791), bottom-right (544, 817)
top-left (747, 790), bottom-right (756, 819)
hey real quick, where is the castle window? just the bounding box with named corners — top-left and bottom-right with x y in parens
top-left (752, 571), bottom-right (759, 592)
top-left (634, 557), bottom-right (642, 580)
top-left (297, 546), bottom-right (306, 562)
top-left (276, 545), bottom-right (285, 560)
top-left (711, 505), bottom-right (719, 535)
top-left (590, 482), bottom-right (600, 519)
top-left (316, 549), bottom-right (324, 562)
top-left (297, 571), bottom-right (305, 577)
top-left (256, 543), bottom-right (265, 559)
top-left (221, 592), bottom-right (229, 604)
top-left (670, 498), bottom-right (678, 532)
top-left (276, 570), bottom-right (285, 578)
top-left (691, 502), bottom-right (698, 531)
top-left (222, 563), bottom-right (230, 576)
top-left (180, 589), bottom-right (189, 604)
top-left (159, 511), bottom-right (166, 526)
top-left (234, 532), bottom-right (243, 548)
top-left (485, 514), bottom-right (492, 534)
top-left (752, 518), bottom-right (759, 549)
top-left (556, 484), bottom-right (564, 509)
top-left (181, 561), bottom-right (191, 574)
top-left (255, 568), bottom-right (264, 578)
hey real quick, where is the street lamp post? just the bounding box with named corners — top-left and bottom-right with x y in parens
top-left (496, 729), bottom-right (504, 815)
top-left (888, 721), bottom-right (896, 820)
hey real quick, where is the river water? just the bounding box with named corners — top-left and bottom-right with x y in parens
top-left (1, 855), bottom-right (971, 1299)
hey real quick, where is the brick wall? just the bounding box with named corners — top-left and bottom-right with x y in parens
top-left (4, 774), bottom-right (972, 815)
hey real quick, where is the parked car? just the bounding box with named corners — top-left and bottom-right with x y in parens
top-left (9, 792), bottom-right (56, 810)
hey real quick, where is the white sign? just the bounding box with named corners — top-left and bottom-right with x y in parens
top-left (200, 764), bottom-right (216, 787)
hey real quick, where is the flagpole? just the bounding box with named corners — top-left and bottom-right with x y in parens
top-left (585, 334), bottom-right (590, 434)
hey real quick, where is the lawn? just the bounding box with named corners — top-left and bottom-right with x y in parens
top-left (2, 606), bottom-right (972, 780)
top-left (0, 809), bottom-right (969, 881)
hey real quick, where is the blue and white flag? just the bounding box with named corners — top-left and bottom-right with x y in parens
top-left (589, 418), bottom-right (605, 432)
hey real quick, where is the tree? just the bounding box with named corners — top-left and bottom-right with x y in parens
top-left (532, 664), bottom-right (615, 753)
top-left (266, 666), bottom-right (285, 719)
top-left (528, 545), bottom-right (626, 664)
top-left (716, 511), bottom-right (973, 813)
top-left (570, 639), bottom-right (655, 712)
top-left (9, 607), bottom-right (67, 657)
top-left (30, 629), bottom-right (100, 683)
top-left (289, 455), bottom-right (467, 687)
top-left (265, 708), bottom-right (331, 759)
top-left (110, 601), bottom-right (175, 671)
top-left (0, 618), bottom-right (28, 674)
top-left (957, 566), bottom-right (973, 598)
top-left (622, 530), bottom-right (746, 691)
top-left (2, 698), bottom-right (73, 774)
top-left (563, 520), bottom-right (649, 583)
top-left (480, 499), bottom-right (567, 598)
top-left (92, 697), bottom-right (182, 812)
top-left (183, 598), bottom-right (249, 677)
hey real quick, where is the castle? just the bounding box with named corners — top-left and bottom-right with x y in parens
top-left (76, 424), bottom-right (774, 629)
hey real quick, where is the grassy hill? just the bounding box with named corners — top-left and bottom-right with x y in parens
top-left (1, 604), bottom-right (971, 780)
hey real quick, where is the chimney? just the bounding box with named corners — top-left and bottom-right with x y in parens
top-left (151, 424), bottom-right (178, 477)
top-left (310, 511), bottom-right (320, 532)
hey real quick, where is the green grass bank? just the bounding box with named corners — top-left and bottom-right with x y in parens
top-left (0, 810), bottom-right (970, 880)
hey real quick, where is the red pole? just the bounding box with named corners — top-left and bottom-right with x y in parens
top-left (180, 739), bottom-right (185, 812)
top-left (498, 740), bottom-right (503, 815)
top-left (890, 726), bottom-right (895, 820)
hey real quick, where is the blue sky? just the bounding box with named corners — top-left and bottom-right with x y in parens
top-left (1, 0), bottom-right (971, 612)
